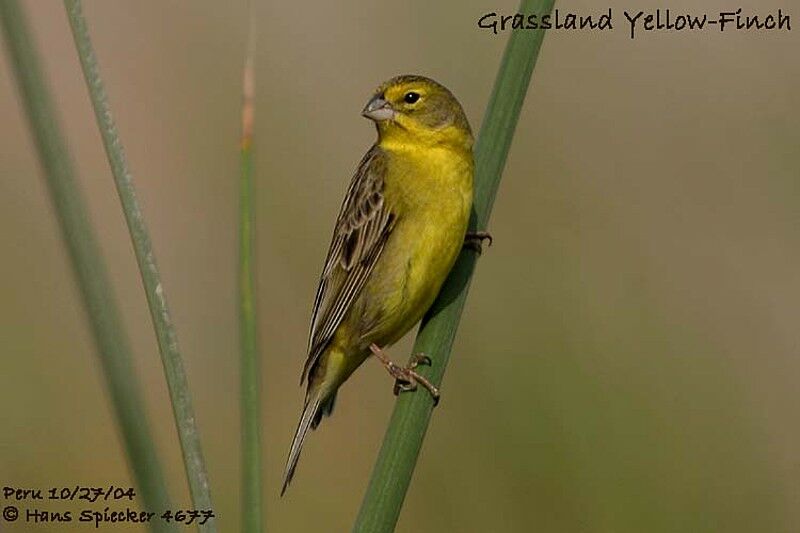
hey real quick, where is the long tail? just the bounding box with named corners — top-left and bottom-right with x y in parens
top-left (281, 387), bottom-right (336, 495)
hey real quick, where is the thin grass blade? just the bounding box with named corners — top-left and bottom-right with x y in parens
top-left (239, 4), bottom-right (262, 532)
top-left (62, 1), bottom-right (216, 530)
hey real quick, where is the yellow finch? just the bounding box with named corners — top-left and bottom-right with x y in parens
top-left (282, 75), bottom-right (480, 493)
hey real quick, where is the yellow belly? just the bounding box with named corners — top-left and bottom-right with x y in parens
top-left (334, 144), bottom-right (472, 372)
top-left (378, 201), bottom-right (468, 334)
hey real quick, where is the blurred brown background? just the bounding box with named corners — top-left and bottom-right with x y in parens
top-left (1, 0), bottom-right (798, 531)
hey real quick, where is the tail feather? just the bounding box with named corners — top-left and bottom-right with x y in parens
top-left (312, 392), bottom-right (337, 430)
top-left (281, 394), bottom-right (323, 495)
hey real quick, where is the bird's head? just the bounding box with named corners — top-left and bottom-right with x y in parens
top-left (362, 75), bottom-right (472, 150)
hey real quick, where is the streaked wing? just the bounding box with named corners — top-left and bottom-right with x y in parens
top-left (301, 145), bottom-right (394, 382)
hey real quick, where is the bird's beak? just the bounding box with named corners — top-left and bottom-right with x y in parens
top-left (361, 96), bottom-right (395, 122)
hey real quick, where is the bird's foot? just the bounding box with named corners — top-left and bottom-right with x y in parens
top-left (464, 231), bottom-right (493, 255)
top-left (370, 344), bottom-right (440, 406)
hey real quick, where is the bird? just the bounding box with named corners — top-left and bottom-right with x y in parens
top-left (282, 74), bottom-right (489, 494)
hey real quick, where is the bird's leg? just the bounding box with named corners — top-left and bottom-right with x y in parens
top-left (464, 231), bottom-right (493, 255)
top-left (369, 344), bottom-right (440, 405)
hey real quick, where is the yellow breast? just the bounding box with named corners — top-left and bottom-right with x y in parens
top-left (360, 141), bottom-right (473, 346)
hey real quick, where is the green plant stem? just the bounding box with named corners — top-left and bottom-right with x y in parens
top-left (352, 1), bottom-right (555, 530)
top-left (239, 7), bottom-right (262, 533)
top-left (62, 2), bottom-right (216, 530)
top-left (0, 2), bottom-right (174, 531)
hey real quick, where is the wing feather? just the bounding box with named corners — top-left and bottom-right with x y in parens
top-left (301, 146), bottom-right (394, 383)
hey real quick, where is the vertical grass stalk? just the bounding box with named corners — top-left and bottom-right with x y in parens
top-left (0, 2), bottom-right (175, 531)
top-left (239, 5), bottom-right (262, 532)
top-left (353, 0), bottom-right (556, 530)
top-left (62, 2), bottom-right (216, 529)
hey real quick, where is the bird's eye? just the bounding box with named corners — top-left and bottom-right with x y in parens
top-left (403, 92), bottom-right (420, 104)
